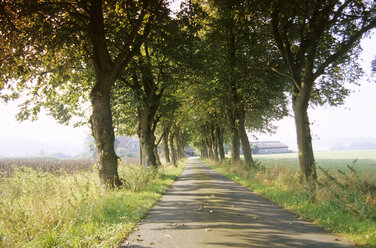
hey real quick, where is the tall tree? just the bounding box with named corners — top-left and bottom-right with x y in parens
top-left (0, 0), bottom-right (166, 187)
top-left (202, 0), bottom-right (289, 166)
top-left (268, 0), bottom-right (376, 180)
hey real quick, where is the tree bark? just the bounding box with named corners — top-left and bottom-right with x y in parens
top-left (175, 127), bottom-right (185, 159)
top-left (169, 131), bottom-right (177, 166)
top-left (90, 88), bottom-right (121, 187)
top-left (227, 109), bottom-right (240, 162)
top-left (216, 127), bottom-right (225, 161)
top-left (201, 140), bottom-right (208, 158)
top-left (139, 143), bottom-right (143, 166)
top-left (205, 135), bottom-right (214, 160)
top-left (239, 109), bottom-right (255, 168)
top-left (210, 124), bottom-right (219, 161)
top-left (138, 103), bottom-right (158, 168)
top-left (293, 92), bottom-right (317, 180)
top-left (154, 144), bottom-right (161, 167)
top-left (162, 127), bottom-right (171, 165)
top-left (139, 134), bottom-right (157, 167)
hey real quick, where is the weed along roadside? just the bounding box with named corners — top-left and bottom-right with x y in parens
top-left (204, 159), bottom-right (376, 247)
top-left (0, 159), bottom-right (187, 248)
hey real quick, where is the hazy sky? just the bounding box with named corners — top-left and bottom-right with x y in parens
top-left (0, 32), bottom-right (375, 155)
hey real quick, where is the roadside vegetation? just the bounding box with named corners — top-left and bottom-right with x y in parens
top-left (0, 159), bottom-right (187, 247)
top-left (204, 155), bottom-right (376, 247)
top-left (1, 1), bottom-right (376, 246)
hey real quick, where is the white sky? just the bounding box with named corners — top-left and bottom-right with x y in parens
top-left (0, 30), bottom-right (375, 155)
top-left (0, 103), bottom-right (88, 142)
top-left (0, 101), bottom-right (90, 156)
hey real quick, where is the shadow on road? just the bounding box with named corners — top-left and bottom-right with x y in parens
top-left (121, 158), bottom-right (352, 248)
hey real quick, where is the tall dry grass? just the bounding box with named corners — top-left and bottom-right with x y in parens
top-left (215, 159), bottom-right (376, 220)
top-left (0, 159), bottom-right (183, 247)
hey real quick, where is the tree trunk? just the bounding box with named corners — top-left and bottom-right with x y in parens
top-left (239, 129), bottom-right (254, 168)
top-left (169, 132), bottom-right (177, 166)
top-left (293, 95), bottom-right (317, 180)
top-left (211, 124), bottom-right (219, 161)
top-left (139, 143), bottom-right (143, 166)
top-left (227, 109), bottom-right (240, 162)
top-left (90, 88), bottom-right (121, 187)
top-left (175, 128), bottom-right (185, 159)
top-left (239, 109), bottom-right (255, 168)
top-left (139, 134), bottom-right (157, 167)
top-left (154, 144), bottom-right (161, 167)
top-left (201, 140), bottom-right (208, 158)
top-left (216, 127), bottom-right (225, 161)
top-left (162, 127), bottom-right (171, 165)
top-left (138, 103), bottom-right (158, 168)
top-left (89, 1), bottom-right (122, 188)
top-left (230, 128), bottom-right (240, 162)
top-left (205, 136), bottom-right (214, 159)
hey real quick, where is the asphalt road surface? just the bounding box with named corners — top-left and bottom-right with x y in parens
top-left (120, 158), bottom-right (353, 248)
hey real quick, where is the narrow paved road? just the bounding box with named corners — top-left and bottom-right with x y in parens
top-left (120, 158), bottom-right (352, 248)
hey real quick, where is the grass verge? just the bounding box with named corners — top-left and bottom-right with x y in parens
top-left (204, 159), bottom-right (376, 247)
top-left (0, 160), bottom-right (187, 248)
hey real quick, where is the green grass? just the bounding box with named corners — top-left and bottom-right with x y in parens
top-left (205, 155), bottom-right (376, 247)
top-left (0, 160), bottom-right (187, 248)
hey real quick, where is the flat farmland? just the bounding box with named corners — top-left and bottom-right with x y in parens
top-left (253, 150), bottom-right (376, 173)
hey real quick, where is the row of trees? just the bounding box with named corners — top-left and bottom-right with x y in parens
top-left (1, 0), bottom-right (375, 187)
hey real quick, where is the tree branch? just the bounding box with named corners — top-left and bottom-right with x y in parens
top-left (89, 0), bottom-right (112, 78)
top-left (268, 65), bottom-right (301, 91)
top-left (156, 128), bottom-right (167, 146)
top-left (271, 9), bottom-right (301, 88)
top-left (314, 18), bottom-right (376, 79)
top-left (112, 0), bottom-right (153, 78)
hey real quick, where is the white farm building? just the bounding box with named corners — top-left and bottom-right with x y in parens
top-left (251, 141), bottom-right (289, 154)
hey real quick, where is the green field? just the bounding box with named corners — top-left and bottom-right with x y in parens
top-left (253, 150), bottom-right (376, 173)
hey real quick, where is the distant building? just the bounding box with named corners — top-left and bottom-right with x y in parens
top-left (251, 141), bottom-right (289, 154)
top-left (116, 136), bottom-right (140, 157)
